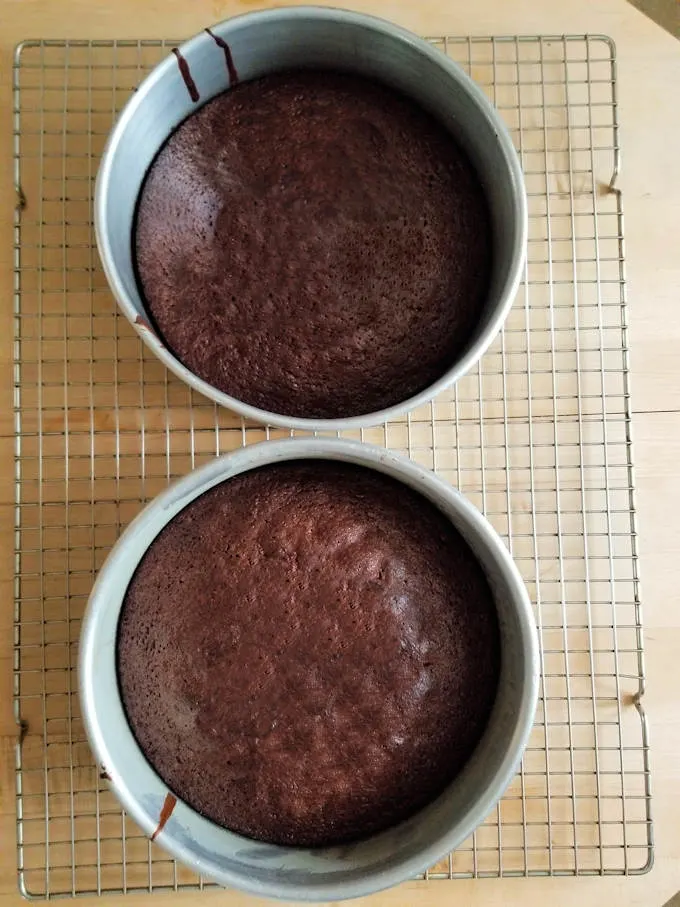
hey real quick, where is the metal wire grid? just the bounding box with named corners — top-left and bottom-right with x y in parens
top-left (11, 34), bottom-right (651, 899)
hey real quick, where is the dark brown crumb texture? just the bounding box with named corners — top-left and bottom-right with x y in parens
top-left (134, 70), bottom-right (492, 418)
top-left (117, 461), bottom-right (500, 847)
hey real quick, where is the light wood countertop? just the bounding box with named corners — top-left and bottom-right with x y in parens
top-left (0, 1), bottom-right (679, 905)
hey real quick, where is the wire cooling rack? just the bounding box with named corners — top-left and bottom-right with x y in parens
top-left (12, 34), bottom-right (651, 899)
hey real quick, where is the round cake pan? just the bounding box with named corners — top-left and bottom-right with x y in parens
top-left (79, 437), bottom-right (539, 902)
top-left (95, 6), bottom-right (527, 431)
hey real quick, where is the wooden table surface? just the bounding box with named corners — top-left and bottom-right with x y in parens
top-left (0, 0), bottom-right (678, 905)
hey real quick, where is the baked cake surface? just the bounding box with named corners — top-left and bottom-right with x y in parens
top-left (117, 461), bottom-right (500, 847)
top-left (134, 70), bottom-right (492, 418)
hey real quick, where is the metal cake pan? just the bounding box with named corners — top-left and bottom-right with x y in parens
top-left (79, 437), bottom-right (539, 901)
top-left (94, 7), bottom-right (527, 430)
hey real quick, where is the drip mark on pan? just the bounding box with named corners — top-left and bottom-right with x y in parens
top-left (151, 793), bottom-right (177, 841)
top-left (172, 48), bottom-right (200, 102)
top-left (135, 313), bottom-right (164, 346)
top-left (205, 28), bottom-right (239, 85)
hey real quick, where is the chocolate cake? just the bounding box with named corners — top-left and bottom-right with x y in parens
top-left (117, 461), bottom-right (500, 847)
top-left (134, 70), bottom-right (492, 419)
